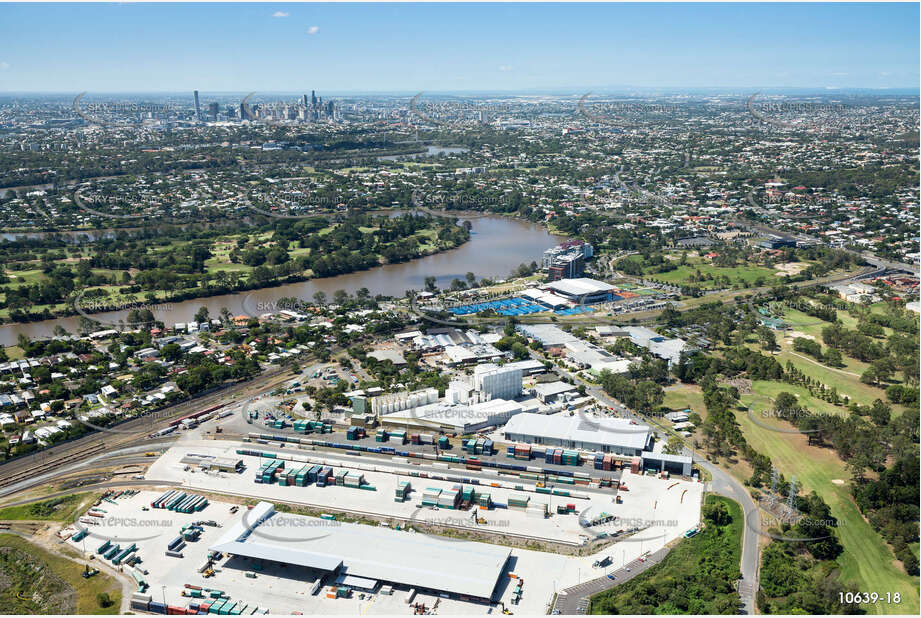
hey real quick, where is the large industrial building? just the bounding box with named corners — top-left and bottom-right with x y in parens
top-left (369, 387), bottom-right (439, 415)
top-left (381, 398), bottom-right (537, 434)
top-left (473, 363), bottom-right (523, 401)
top-left (210, 502), bottom-right (511, 602)
top-left (503, 412), bottom-right (651, 456)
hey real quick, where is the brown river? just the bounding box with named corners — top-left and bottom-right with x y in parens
top-left (1, 215), bottom-right (565, 346)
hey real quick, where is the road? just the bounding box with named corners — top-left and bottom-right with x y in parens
top-left (0, 441), bottom-right (178, 499)
top-left (694, 457), bottom-right (760, 614)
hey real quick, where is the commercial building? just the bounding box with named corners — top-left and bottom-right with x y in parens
top-left (758, 235), bottom-right (797, 249)
top-left (621, 326), bottom-right (692, 367)
top-left (830, 282), bottom-right (880, 303)
top-left (503, 412), bottom-right (651, 456)
top-left (210, 502), bottom-right (511, 601)
top-left (532, 381), bottom-right (578, 404)
top-left (179, 454), bottom-right (243, 473)
top-left (547, 253), bottom-right (585, 281)
top-left (640, 452), bottom-right (693, 476)
top-left (541, 240), bottom-right (594, 268)
top-left (515, 324), bottom-right (579, 348)
top-left (442, 343), bottom-right (504, 366)
top-left (562, 340), bottom-right (632, 374)
top-left (502, 359), bottom-right (547, 376)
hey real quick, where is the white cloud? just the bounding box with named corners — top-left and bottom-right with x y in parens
top-left (498, 65), bottom-right (513, 72)
top-left (830, 72), bottom-right (848, 77)
top-left (272, 11), bottom-right (289, 18)
top-left (307, 26), bottom-right (320, 35)
top-left (0, 62), bottom-right (9, 71)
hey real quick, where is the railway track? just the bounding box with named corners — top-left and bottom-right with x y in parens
top-left (0, 442), bottom-right (108, 490)
top-left (0, 364), bottom-right (300, 496)
top-left (0, 521), bottom-right (45, 535)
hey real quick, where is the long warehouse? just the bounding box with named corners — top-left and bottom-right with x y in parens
top-left (503, 412), bottom-right (651, 456)
top-left (209, 502), bottom-right (511, 602)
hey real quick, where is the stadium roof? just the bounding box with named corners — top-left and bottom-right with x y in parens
top-left (210, 502), bottom-right (510, 599)
top-left (542, 278), bottom-right (615, 297)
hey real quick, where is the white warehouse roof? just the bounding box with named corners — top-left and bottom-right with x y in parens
top-left (503, 412), bottom-right (651, 452)
top-left (211, 502), bottom-right (510, 599)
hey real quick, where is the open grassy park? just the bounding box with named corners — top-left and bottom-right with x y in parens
top-left (650, 263), bottom-right (780, 288)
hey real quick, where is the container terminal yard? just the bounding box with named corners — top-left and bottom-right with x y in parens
top-left (42, 427), bottom-right (702, 616)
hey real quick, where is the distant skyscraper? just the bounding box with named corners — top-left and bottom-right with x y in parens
top-left (208, 102), bottom-right (219, 121)
top-left (311, 90), bottom-right (317, 108)
top-left (326, 100), bottom-right (334, 117)
top-left (193, 90), bottom-right (201, 122)
top-left (303, 94), bottom-right (309, 110)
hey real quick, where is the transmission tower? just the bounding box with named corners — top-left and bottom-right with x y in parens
top-left (785, 476), bottom-right (799, 521)
top-left (768, 467), bottom-right (780, 507)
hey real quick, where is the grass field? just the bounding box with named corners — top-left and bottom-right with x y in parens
top-left (776, 306), bottom-right (895, 376)
top-left (772, 347), bottom-right (900, 410)
top-left (0, 533), bottom-right (123, 614)
top-left (737, 397), bottom-right (919, 615)
top-left (646, 259), bottom-right (780, 289)
top-left (663, 384), bottom-right (707, 420)
top-left (0, 492), bottom-right (96, 522)
top-left (744, 379), bottom-right (851, 418)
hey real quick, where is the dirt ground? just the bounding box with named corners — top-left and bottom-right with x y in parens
top-left (774, 262), bottom-right (809, 276)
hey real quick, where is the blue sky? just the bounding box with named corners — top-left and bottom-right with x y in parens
top-left (0, 2), bottom-right (917, 92)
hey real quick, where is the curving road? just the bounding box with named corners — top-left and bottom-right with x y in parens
top-left (694, 458), bottom-right (759, 614)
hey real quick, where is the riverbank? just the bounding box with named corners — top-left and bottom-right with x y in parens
top-left (0, 214), bottom-right (565, 345)
top-left (1, 227), bottom-right (470, 326)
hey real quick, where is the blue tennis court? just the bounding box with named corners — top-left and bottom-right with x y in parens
top-left (449, 297), bottom-right (551, 316)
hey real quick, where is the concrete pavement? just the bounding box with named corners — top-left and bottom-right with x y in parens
top-left (551, 546), bottom-right (671, 614)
